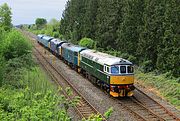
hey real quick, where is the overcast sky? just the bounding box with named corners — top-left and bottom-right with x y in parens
top-left (0, 0), bottom-right (67, 25)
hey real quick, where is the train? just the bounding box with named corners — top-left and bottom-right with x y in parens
top-left (37, 34), bottom-right (135, 97)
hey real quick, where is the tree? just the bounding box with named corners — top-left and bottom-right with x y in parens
top-left (35, 18), bottom-right (47, 29)
top-left (117, 0), bottom-right (144, 55)
top-left (95, 0), bottom-right (123, 50)
top-left (156, 0), bottom-right (180, 77)
top-left (2, 30), bottom-right (31, 60)
top-left (81, 0), bottom-right (99, 38)
top-left (49, 18), bottom-right (60, 32)
top-left (138, 0), bottom-right (165, 70)
top-left (0, 3), bottom-right (12, 31)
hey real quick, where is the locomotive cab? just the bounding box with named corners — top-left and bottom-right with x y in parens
top-left (107, 64), bottom-right (135, 97)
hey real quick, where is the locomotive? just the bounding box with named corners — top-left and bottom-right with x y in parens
top-left (37, 34), bottom-right (135, 97)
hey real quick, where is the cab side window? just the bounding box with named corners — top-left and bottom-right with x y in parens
top-left (107, 67), bottom-right (109, 73)
top-left (127, 66), bottom-right (134, 73)
top-left (104, 66), bottom-right (107, 72)
top-left (104, 65), bottom-right (110, 73)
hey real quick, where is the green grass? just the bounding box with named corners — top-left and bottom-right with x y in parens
top-left (23, 67), bottom-right (56, 94)
top-left (135, 70), bottom-right (180, 109)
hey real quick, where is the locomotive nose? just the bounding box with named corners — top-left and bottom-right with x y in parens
top-left (110, 75), bottom-right (134, 85)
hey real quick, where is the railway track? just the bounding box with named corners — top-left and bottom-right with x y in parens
top-left (23, 31), bottom-right (106, 120)
top-left (116, 88), bottom-right (180, 121)
top-left (118, 97), bottom-right (164, 121)
top-left (133, 88), bottom-right (180, 121)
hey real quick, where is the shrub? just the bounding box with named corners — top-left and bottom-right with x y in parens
top-left (79, 38), bottom-right (94, 49)
top-left (41, 29), bottom-right (45, 34)
top-left (2, 30), bottom-right (32, 60)
top-left (177, 78), bottom-right (180, 83)
top-left (104, 107), bottom-right (113, 119)
top-left (0, 56), bottom-right (5, 86)
top-left (141, 60), bottom-right (153, 73)
top-left (136, 70), bottom-right (180, 109)
top-left (128, 55), bottom-right (137, 64)
top-left (2, 54), bottom-right (34, 87)
top-left (53, 32), bottom-right (59, 38)
top-left (45, 29), bottom-right (53, 36)
top-left (0, 87), bottom-right (71, 121)
top-left (59, 34), bottom-right (64, 40)
top-left (120, 53), bottom-right (129, 59)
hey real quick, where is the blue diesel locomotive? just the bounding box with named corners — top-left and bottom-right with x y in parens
top-left (38, 35), bottom-right (54, 48)
top-left (50, 38), bottom-right (66, 56)
top-left (61, 43), bottom-right (86, 71)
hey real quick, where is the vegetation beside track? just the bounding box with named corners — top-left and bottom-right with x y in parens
top-left (135, 69), bottom-right (180, 110)
top-left (0, 67), bottom-right (72, 120)
top-left (0, 28), bottom-right (71, 120)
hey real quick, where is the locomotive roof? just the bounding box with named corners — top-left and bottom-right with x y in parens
top-left (80, 49), bottom-right (132, 66)
top-left (51, 38), bottom-right (64, 45)
top-left (42, 36), bottom-right (54, 40)
top-left (37, 34), bottom-right (44, 37)
top-left (62, 43), bottom-right (86, 52)
top-left (58, 42), bottom-right (67, 48)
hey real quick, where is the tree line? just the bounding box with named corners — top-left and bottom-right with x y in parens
top-left (59, 0), bottom-right (180, 77)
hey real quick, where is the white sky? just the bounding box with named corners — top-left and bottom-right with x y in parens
top-left (0, 0), bottom-right (68, 25)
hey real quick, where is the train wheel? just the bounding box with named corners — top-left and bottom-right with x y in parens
top-left (81, 69), bottom-right (86, 77)
top-left (100, 83), bottom-right (103, 89)
top-left (106, 88), bottom-right (110, 93)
